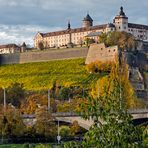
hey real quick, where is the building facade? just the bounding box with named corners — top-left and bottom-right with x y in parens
top-left (0, 43), bottom-right (27, 54)
top-left (0, 44), bottom-right (20, 54)
top-left (34, 7), bottom-right (148, 49)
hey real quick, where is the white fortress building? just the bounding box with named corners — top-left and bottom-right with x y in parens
top-left (34, 7), bottom-right (148, 49)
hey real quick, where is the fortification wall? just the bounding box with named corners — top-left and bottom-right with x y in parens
top-left (85, 43), bottom-right (118, 64)
top-left (0, 48), bottom-right (88, 65)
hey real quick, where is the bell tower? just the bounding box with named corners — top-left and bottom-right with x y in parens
top-left (113, 6), bottom-right (128, 32)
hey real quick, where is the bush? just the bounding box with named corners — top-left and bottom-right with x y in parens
top-left (23, 143), bottom-right (29, 148)
top-left (86, 61), bottom-right (115, 73)
top-left (59, 87), bottom-right (70, 100)
top-left (86, 62), bottom-right (98, 73)
top-left (60, 126), bottom-right (72, 138)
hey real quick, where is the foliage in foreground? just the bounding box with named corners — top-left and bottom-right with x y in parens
top-left (64, 61), bottom-right (147, 147)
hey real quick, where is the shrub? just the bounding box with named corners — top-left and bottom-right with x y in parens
top-left (86, 61), bottom-right (115, 73)
top-left (86, 62), bottom-right (98, 73)
top-left (60, 126), bottom-right (72, 138)
top-left (59, 87), bottom-right (70, 100)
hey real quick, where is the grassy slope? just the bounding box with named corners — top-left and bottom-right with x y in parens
top-left (0, 58), bottom-right (105, 90)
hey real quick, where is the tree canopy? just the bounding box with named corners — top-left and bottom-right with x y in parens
top-left (99, 31), bottom-right (136, 51)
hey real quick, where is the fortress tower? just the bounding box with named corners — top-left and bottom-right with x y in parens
top-left (113, 6), bottom-right (128, 32)
top-left (82, 13), bottom-right (93, 28)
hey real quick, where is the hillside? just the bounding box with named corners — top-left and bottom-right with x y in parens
top-left (0, 58), bottom-right (104, 90)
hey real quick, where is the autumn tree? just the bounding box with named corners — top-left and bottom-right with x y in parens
top-left (70, 121), bottom-right (81, 135)
top-left (38, 42), bottom-right (44, 50)
top-left (90, 58), bottom-right (138, 108)
top-left (65, 80), bottom-right (145, 147)
top-left (6, 83), bottom-right (25, 108)
top-left (99, 31), bottom-right (136, 51)
top-left (35, 107), bottom-right (57, 138)
top-left (84, 38), bottom-right (95, 47)
top-left (21, 94), bottom-right (48, 114)
top-left (0, 106), bottom-right (26, 138)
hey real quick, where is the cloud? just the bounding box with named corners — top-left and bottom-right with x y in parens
top-left (0, 24), bottom-right (62, 46)
top-left (0, 0), bottom-right (147, 46)
top-left (0, 0), bottom-right (147, 27)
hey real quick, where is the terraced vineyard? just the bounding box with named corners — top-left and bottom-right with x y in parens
top-left (0, 58), bottom-right (105, 90)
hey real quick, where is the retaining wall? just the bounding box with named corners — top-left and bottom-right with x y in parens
top-left (0, 48), bottom-right (88, 65)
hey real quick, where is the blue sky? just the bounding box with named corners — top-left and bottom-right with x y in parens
top-left (0, 0), bottom-right (147, 46)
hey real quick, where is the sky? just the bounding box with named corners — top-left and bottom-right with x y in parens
top-left (0, 0), bottom-right (147, 46)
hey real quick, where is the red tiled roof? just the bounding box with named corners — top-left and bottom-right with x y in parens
top-left (0, 44), bottom-right (19, 49)
top-left (128, 23), bottom-right (148, 30)
top-left (42, 24), bottom-right (107, 37)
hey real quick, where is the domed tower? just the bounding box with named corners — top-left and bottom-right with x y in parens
top-left (113, 6), bottom-right (128, 32)
top-left (82, 13), bottom-right (93, 28)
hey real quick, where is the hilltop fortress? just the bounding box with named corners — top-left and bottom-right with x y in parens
top-left (34, 6), bottom-right (148, 49)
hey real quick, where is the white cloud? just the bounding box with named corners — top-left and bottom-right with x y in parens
top-left (0, 0), bottom-right (147, 46)
top-left (0, 24), bottom-right (62, 46)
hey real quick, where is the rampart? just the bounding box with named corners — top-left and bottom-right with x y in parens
top-left (0, 48), bottom-right (88, 65)
top-left (85, 43), bottom-right (118, 64)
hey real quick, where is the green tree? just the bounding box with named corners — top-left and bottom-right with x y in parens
top-left (60, 126), bottom-right (72, 138)
top-left (59, 87), bottom-right (70, 100)
top-left (99, 32), bottom-right (108, 44)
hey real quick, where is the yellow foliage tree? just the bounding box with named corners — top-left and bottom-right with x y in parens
top-left (91, 59), bottom-right (137, 108)
top-left (21, 94), bottom-right (48, 114)
top-left (70, 120), bottom-right (81, 135)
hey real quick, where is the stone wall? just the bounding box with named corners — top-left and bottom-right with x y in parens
top-left (0, 48), bottom-right (88, 65)
top-left (85, 43), bottom-right (118, 64)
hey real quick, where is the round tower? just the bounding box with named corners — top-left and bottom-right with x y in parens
top-left (82, 13), bottom-right (93, 28)
top-left (113, 6), bottom-right (128, 32)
